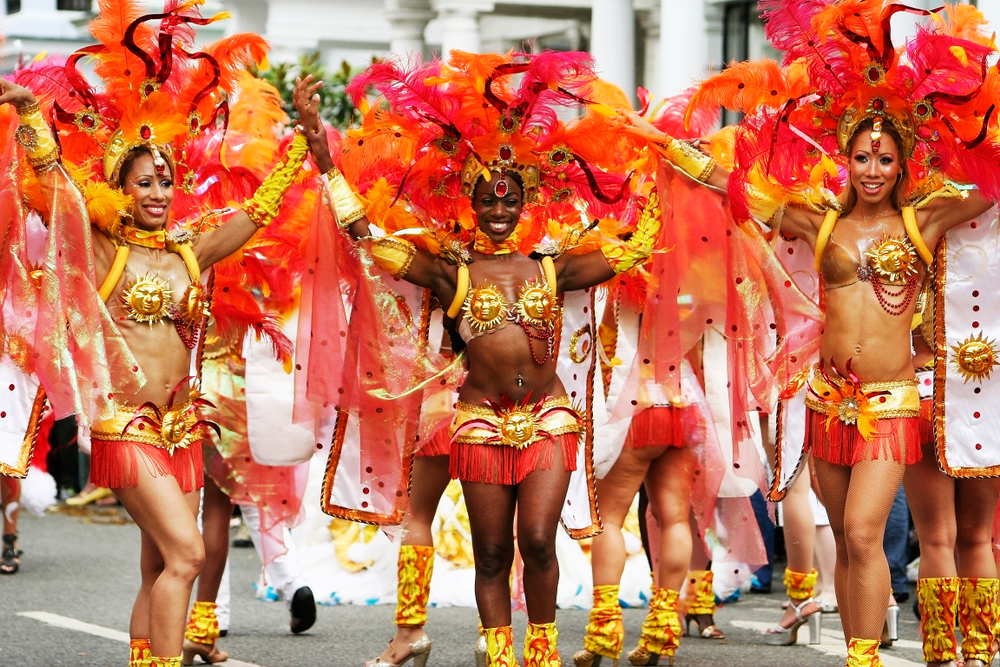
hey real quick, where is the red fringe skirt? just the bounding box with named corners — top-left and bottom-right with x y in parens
top-left (918, 399), bottom-right (934, 447)
top-left (807, 408), bottom-right (922, 467)
top-left (416, 425), bottom-right (453, 458)
top-left (91, 438), bottom-right (203, 494)
top-left (624, 406), bottom-right (697, 449)
top-left (449, 433), bottom-right (579, 485)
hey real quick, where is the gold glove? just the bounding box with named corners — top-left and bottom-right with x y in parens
top-left (371, 236), bottom-right (416, 279)
top-left (243, 132), bottom-right (309, 228)
top-left (601, 189), bottom-right (661, 274)
top-left (327, 166), bottom-right (366, 228)
top-left (655, 136), bottom-right (717, 184)
top-left (14, 101), bottom-right (59, 171)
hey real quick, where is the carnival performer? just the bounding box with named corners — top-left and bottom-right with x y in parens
top-left (624, 3), bottom-right (1000, 666)
top-left (293, 51), bottom-right (685, 667)
top-left (0, 3), bottom-right (313, 665)
top-left (904, 306), bottom-right (1000, 667)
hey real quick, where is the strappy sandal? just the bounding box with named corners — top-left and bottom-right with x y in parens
top-left (1, 533), bottom-right (21, 574)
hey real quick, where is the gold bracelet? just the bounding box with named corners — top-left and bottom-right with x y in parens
top-left (600, 189), bottom-right (661, 274)
top-left (327, 166), bottom-right (366, 228)
top-left (14, 104), bottom-right (59, 171)
top-left (370, 236), bottom-right (416, 279)
top-left (655, 138), bottom-right (717, 184)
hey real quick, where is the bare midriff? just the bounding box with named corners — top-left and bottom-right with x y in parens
top-left (458, 251), bottom-right (566, 406)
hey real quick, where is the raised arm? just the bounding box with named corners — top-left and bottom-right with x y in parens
top-left (623, 113), bottom-right (730, 192)
top-left (918, 188), bottom-right (995, 247)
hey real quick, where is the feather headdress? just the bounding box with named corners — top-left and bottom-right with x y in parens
top-left (686, 0), bottom-right (1000, 213)
top-left (342, 51), bottom-right (642, 255)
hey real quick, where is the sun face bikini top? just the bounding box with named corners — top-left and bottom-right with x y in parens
top-left (456, 261), bottom-right (557, 343)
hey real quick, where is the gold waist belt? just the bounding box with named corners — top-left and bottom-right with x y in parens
top-left (805, 365), bottom-right (919, 439)
top-left (451, 395), bottom-right (582, 449)
top-left (92, 401), bottom-right (212, 455)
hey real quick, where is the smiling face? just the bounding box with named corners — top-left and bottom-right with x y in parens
top-left (848, 130), bottom-right (902, 209)
top-left (472, 171), bottom-right (524, 244)
top-left (121, 152), bottom-right (174, 230)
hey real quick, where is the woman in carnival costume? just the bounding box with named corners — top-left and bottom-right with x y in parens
top-left (626, 2), bottom-right (1000, 665)
top-left (0, 1), bottom-right (313, 664)
top-left (573, 90), bottom-right (734, 667)
top-left (294, 51), bottom-right (676, 667)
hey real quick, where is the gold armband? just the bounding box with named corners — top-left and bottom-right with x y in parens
top-left (14, 102), bottom-right (59, 171)
top-left (655, 137), bottom-right (716, 184)
top-left (371, 236), bottom-right (416, 279)
top-left (327, 166), bottom-right (366, 228)
top-left (601, 189), bottom-right (661, 274)
top-left (243, 132), bottom-right (310, 228)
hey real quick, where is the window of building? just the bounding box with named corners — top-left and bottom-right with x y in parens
top-left (57, 0), bottom-right (92, 10)
top-left (721, 1), bottom-right (782, 125)
top-left (6, 0), bottom-right (20, 15)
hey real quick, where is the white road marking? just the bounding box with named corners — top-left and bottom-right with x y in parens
top-left (18, 611), bottom-right (267, 667)
top-left (731, 619), bottom-right (922, 666)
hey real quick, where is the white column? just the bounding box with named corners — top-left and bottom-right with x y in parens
top-left (590, 0), bottom-right (635, 102)
top-left (221, 0), bottom-right (268, 36)
top-left (657, 0), bottom-right (705, 99)
top-left (433, 0), bottom-right (493, 56)
top-left (384, 0), bottom-right (434, 57)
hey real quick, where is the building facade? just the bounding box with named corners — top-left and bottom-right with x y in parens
top-left (3, 0), bottom-right (999, 103)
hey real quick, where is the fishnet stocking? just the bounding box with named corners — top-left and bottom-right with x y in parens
top-left (814, 456), bottom-right (906, 641)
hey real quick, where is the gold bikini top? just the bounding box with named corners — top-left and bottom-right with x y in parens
top-left (98, 225), bottom-right (208, 349)
top-left (456, 258), bottom-right (558, 343)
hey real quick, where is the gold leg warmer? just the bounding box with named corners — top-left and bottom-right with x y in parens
top-left (846, 638), bottom-right (882, 666)
top-left (783, 567), bottom-right (818, 603)
top-left (916, 577), bottom-right (959, 663)
top-left (129, 638), bottom-right (151, 667)
top-left (184, 600), bottom-right (221, 645)
top-left (524, 621), bottom-right (560, 667)
top-left (684, 570), bottom-right (716, 616)
top-left (959, 577), bottom-right (1000, 663)
top-left (636, 588), bottom-right (682, 657)
top-left (484, 626), bottom-right (520, 667)
top-left (395, 545), bottom-right (435, 628)
top-left (582, 584), bottom-right (624, 659)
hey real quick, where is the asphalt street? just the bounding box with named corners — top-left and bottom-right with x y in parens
top-left (1, 507), bottom-right (927, 667)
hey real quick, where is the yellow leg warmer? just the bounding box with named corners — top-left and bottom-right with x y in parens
top-left (846, 638), bottom-right (882, 667)
top-left (959, 577), bottom-right (1000, 663)
top-left (684, 570), bottom-right (716, 616)
top-left (148, 656), bottom-right (182, 667)
top-left (395, 545), bottom-right (435, 627)
top-left (128, 638), bottom-right (151, 667)
top-left (637, 588), bottom-right (682, 656)
top-left (484, 626), bottom-right (520, 667)
top-left (184, 600), bottom-right (221, 645)
top-left (916, 577), bottom-right (959, 663)
top-left (582, 584), bottom-right (623, 659)
top-left (783, 567), bottom-right (818, 603)
top-left (524, 621), bottom-right (560, 667)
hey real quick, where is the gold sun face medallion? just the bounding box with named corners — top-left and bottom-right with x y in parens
top-left (951, 332), bottom-right (999, 384)
top-left (499, 408), bottom-right (538, 447)
top-left (464, 285), bottom-right (508, 332)
top-left (121, 273), bottom-right (173, 324)
top-left (515, 281), bottom-right (553, 328)
top-left (865, 234), bottom-right (919, 283)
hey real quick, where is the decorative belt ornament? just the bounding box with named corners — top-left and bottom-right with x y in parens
top-left (807, 359), bottom-right (891, 440)
top-left (122, 376), bottom-right (220, 454)
top-left (452, 394), bottom-right (579, 449)
top-left (951, 332), bottom-right (999, 384)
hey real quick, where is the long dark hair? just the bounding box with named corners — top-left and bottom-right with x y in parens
top-left (841, 119), bottom-right (908, 215)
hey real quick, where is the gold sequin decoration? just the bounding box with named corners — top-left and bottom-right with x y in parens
top-left (499, 408), bottom-right (538, 447)
top-left (121, 272), bottom-right (173, 324)
top-left (865, 233), bottom-right (919, 283)
top-left (951, 332), bottom-right (999, 384)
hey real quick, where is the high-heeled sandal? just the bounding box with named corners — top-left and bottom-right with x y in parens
top-left (625, 646), bottom-right (672, 666)
top-left (763, 597), bottom-right (822, 646)
top-left (880, 604), bottom-right (899, 647)
top-left (476, 634), bottom-right (488, 667)
top-left (684, 614), bottom-right (724, 639)
top-left (0, 533), bottom-right (20, 575)
top-left (364, 633), bottom-right (432, 667)
top-left (572, 648), bottom-right (619, 666)
top-left (181, 639), bottom-right (229, 665)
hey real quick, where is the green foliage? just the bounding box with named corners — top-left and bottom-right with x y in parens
top-left (255, 52), bottom-right (362, 131)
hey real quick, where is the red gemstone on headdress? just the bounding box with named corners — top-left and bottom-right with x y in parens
top-left (494, 179), bottom-right (509, 197)
top-left (929, 155), bottom-right (942, 168)
top-left (499, 145), bottom-right (513, 161)
top-left (81, 114), bottom-right (96, 129)
top-left (916, 103), bottom-right (928, 116)
top-left (140, 125), bottom-right (152, 140)
top-left (440, 140), bottom-right (454, 152)
top-left (190, 117), bottom-right (199, 131)
top-left (551, 151), bottom-right (565, 163)
top-left (868, 68), bottom-right (880, 82)
top-left (501, 116), bottom-right (516, 131)
top-left (872, 98), bottom-right (885, 111)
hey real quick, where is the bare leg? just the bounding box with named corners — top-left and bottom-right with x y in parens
top-left (813, 460), bottom-right (853, 639)
top-left (646, 447), bottom-right (696, 594)
top-left (815, 456), bottom-right (905, 643)
top-left (463, 481), bottom-right (518, 628)
top-left (116, 467), bottom-right (203, 657)
top-left (904, 439), bottom-right (958, 579)
top-left (776, 464), bottom-right (819, 627)
top-left (1, 478), bottom-right (21, 573)
top-left (814, 525), bottom-right (838, 609)
top-left (377, 455), bottom-right (452, 663)
top-left (954, 475), bottom-right (1000, 579)
top-left (589, 446), bottom-right (658, 586)
top-left (196, 475), bottom-right (232, 601)
top-left (517, 464), bottom-right (572, 623)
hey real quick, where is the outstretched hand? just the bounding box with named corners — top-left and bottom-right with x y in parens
top-left (0, 78), bottom-right (37, 111)
top-left (292, 74), bottom-right (334, 172)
